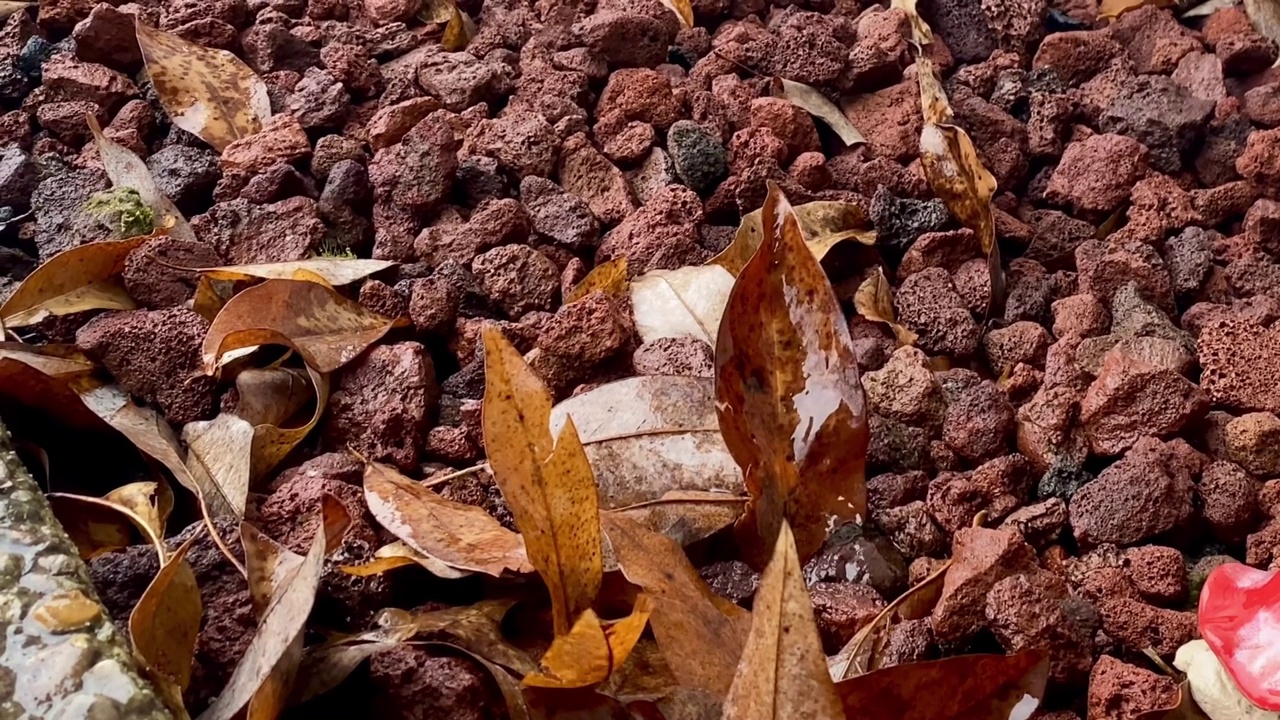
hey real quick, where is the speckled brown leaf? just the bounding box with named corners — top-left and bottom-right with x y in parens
top-left (87, 115), bottom-right (194, 241)
top-left (196, 259), bottom-right (397, 286)
top-left (135, 20), bottom-right (271, 153)
top-left (1099, 0), bottom-right (1175, 19)
top-left (917, 56), bottom-right (1005, 317)
top-left (441, 5), bottom-right (477, 50)
top-left (712, 201), bottom-right (875, 277)
top-left (853, 267), bottom-right (917, 346)
top-left (130, 536), bottom-right (201, 720)
top-left (363, 460), bottom-right (533, 576)
top-left (773, 78), bottom-right (865, 147)
top-left (199, 501), bottom-right (349, 720)
top-left (601, 514), bottom-right (749, 699)
top-left (369, 600), bottom-right (537, 674)
top-left (833, 649), bottom-right (1050, 719)
top-left (722, 521), bottom-right (844, 720)
top-left (608, 491), bottom-right (745, 546)
top-left (891, 0), bottom-right (933, 43)
top-left (0, 235), bottom-right (151, 327)
top-left (565, 257), bottom-right (629, 305)
top-left (481, 324), bottom-right (603, 637)
top-left (182, 413), bottom-right (253, 520)
top-left (202, 279), bottom-right (400, 374)
top-left (549, 376), bottom-right (742, 509)
top-left (829, 558), bottom-right (950, 680)
top-left (523, 595), bottom-right (654, 689)
top-left (715, 183), bottom-right (869, 568)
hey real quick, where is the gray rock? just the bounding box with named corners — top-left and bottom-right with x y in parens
top-left (0, 147), bottom-right (37, 211)
top-left (32, 168), bottom-right (110, 261)
top-left (1163, 227), bottom-right (1214, 296)
top-left (626, 148), bottom-right (679, 205)
top-left (667, 120), bottom-right (728, 194)
top-left (1100, 75), bottom-right (1215, 174)
top-left (870, 187), bottom-right (951, 257)
top-left (146, 145), bottom-right (221, 214)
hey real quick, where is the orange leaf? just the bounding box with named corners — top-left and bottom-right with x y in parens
top-left (441, 5), bottom-right (476, 50)
top-left (338, 540), bottom-right (472, 579)
top-left (0, 235), bottom-right (153, 327)
top-left (193, 259), bottom-right (396, 286)
top-left (565, 257), bottom-right (629, 305)
top-left (853, 267), bottom-right (918, 347)
top-left (722, 521), bottom-right (844, 720)
top-left (601, 513), bottom-right (749, 699)
top-left (1099, 0), bottom-right (1175, 20)
top-left (714, 182), bottom-right (869, 567)
top-left (523, 595), bottom-right (654, 689)
top-left (0, 342), bottom-right (95, 379)
top-left (362, 460), bottom-right (533, 576)
top-left (201, 279), bottom-right (399, 374)
top-left (607, 490), bottom-right (746, 546)
top-left (130, 536), bottom-right (202, 719)
top-left (833, 650), bottom-right (1050, 719)
top-left (481, 325), bottom-right (603, 637)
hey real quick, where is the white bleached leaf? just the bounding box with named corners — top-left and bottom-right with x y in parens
top-left (630, 265), bottom-right (736, 346)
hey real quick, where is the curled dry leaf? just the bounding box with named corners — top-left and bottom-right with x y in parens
top-left (130, 536), bottom-right (202, 719)
top-left (372, 599), bottom-right (537, 674)
top-left (441, 5), bottom-right (477, 50)
top-left (48, 480), bottom-right (173, 561)
top-left (916, 56), bottom-right (1005, 318)
top-left (193, 275), bottom-right (232, 322)
top-left (338, 540), bottom-right (472, 580)
top-left (601, 514), bottom-right (749, 699)
top-left (362, 460), bottom-right (533, 576)
top-left (833, 649), bottom-right (1050, 720)
top-left (182, 413), bottom-right (254, 520)
top-left (630, 265), bottom-right (736, 346)
top-left (722, 521), bottom-right (844, 720)
top-left (1099, 0), bottom-right (1175, 19)
top-left (523, 595), bottom-right (654, 689)
top-left (660, 0), bottom-right (693, 27)
top-left (608, 490), bottom-right (745, 547)
top-left (829, 558), bottom-right (951, 680)
top-left (135, 21), bottom-right (271, 153)
top-left (772, 78), bottom-right (865, 147)
top-left (192, 259), bottom-right (398, 286)
top-left (853, 267), bottom-right (918, 346)
top-left (712, 200), bottom-right (875, 277)
top-left (549, 376), bottom-right (742, 509)
top-left (198, 501), bottom-right (350, 720)
top-left (891, 0), bottom-right (933, 43)
top-left (233, 365), bottom-right (329, 480)
top-left (565, 256), bottom-right (629, 305)
top-left (0, 234), bottom-right (152, 327)
top-left (87, 115), bottom-right (194, 241)
top-left (481, 325), bottom-right (603, 638)
top-left (715, 183), bottom-right (869, 567)
top-left (202, 279), bottom-right (400, 374)
top-left (0, 342), bottom-right (94, 379)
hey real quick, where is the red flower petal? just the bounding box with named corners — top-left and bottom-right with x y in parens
top-left (1199, 563), bottom-right (1280, 711)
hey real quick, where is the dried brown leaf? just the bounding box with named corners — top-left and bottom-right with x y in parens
top-left (290, 641), bottom-right (399, 705)
top-left (417, 0), bottom-right (454, 21)
top-left (48, 484), bottom-right (170, 561)
top-left (566, 257), bottom-right (629, 305)
top-left (234, 365), bottom-right (329, 479)
top-left (829, 558), bottom-right (950, 680)
top-left (916, 57), bottom-right (1005, 318)
top-left (135, 21), bottom-right (271, 152)
top-left (369, 600), bottom-right (537, 674)
top-left (630, 265), bottom-right (736, 346)
top-left (481, 325), bottom-right (603, 637)
top-left (0, 235), bottom-right (151, 327)
top-left (338, 540), bottom-right (473, 579)
top-left (182, 413), bottom-right (254, 519)
top-left (773, 78), bottom-right (865, 147)
top-left (131, 536), bottom-right (202, 719)
top-left (712, 201), bottom-right (875, 277)
top-left (523, 595), bottom-right (654, 689)
top-left (891, 0), bottom-right (933, 43)
top-left (853, 267), bottom-right (918, 346)
top-left (363, 460), bottom-right (533, 576)
top-left (607, 491), bottom-right (745, 546)
top-left (198, 501), bottom-right (350, 720)
top-left (601, 514), bottom-right (749, 699)
top-left (442, 6), bottom-right (477, 50)
top-left (722, 521), bottom-right (844, 720)
top-left (660, 0), bottom-right (694, 27)
top-left (833, 649), bottom-right (1050, 719)
top-left (87, 115), bottom-right (194, 241)
top-left (1099, 0), bottom-right (1175, 19)
top-left (0, 342), bottom-right (95, 379)
top-left (202, 279), bottom-right (399, 374)
top-left (715, 183), bottom-right (869, 567)
top-left (196, 259), bottom-right (397, 286)
top-left (0, 2), bottom-right (34, 19)
top-left (549, 376), bottom-right (742, 509)
top-left (193, 275), bottom-right (231, 322)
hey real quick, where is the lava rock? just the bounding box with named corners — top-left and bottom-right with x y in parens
top-left (1068, 437), bottom-right (1197, 548)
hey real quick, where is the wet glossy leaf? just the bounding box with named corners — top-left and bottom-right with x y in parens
top-left (1099, 0), bottom-right (1175, 19)
top-left (601, 514), bottom-right (749, 699)
top-left (853, 267), bottom-right (918, 346)
top-left (481, 325), bottom-right (603, 637)
top-left (202, 279), bottom-right (399, 374)
top-left (660, 0), bottom-right (693, 27)
top-left (712, 201), bottom-right (875, 277)
top-left (135, 21), bottom-right (271, 152)
top-left (773, 78), bottom-right (865, 147)
top-left (87, 115), bottom-right (193, 241)
top-left (891, 0), bottom-right (933, 43)
top-left (523, 595), bottom-right (654, 689)
top-left (916, 56), bottom-right (1005, 317)
top-left (195, 259), bottom-right (397, 286)
top-left (722, 521), bottom-right (844, 720)
top-left (363, 460), bottom-right (533, 576)
top-left (833, 649), bottom-right (1050, 719)
top-left (0, 342), bottom-right (95, 379)
top-left (608, 491), bottom-right (745, 546)
top-left (199, 501), bottom-right (350, 720)
top-left (442, 5), bottom-right (477, 50)
top-left (131, 536), bottom-right (202, 719)
top-left (549, 376), bottom-right (742, 509)
top-left (338, 540), bottom-right (472, 580)
top-left (829, 558), bottom-right (950, 680)
top-left (566, 257), bottom-right (629, 305)
top-left (182, 413), bottom-right (254, 520)
top-left (630, 265), bottom-right (736, 346)
top-left (715, 183), bottom-right (869, 567)
top-left (0, 235), bottom-right (150, 327)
